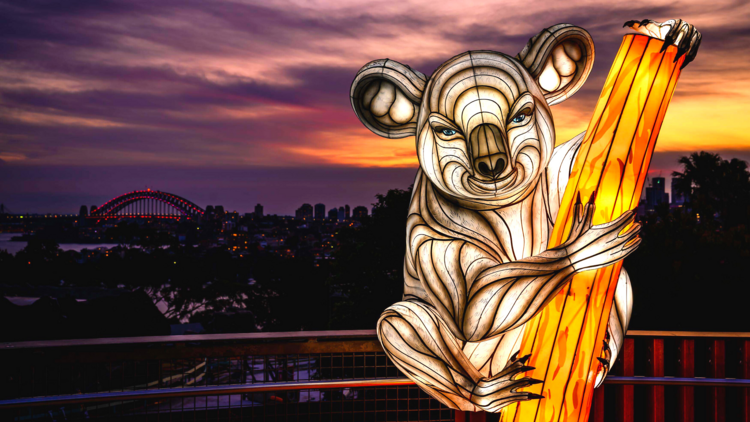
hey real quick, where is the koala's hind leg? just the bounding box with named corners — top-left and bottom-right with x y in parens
top-left (595, 268), bottom-right (633, 387)
top-left (377, 301), bottom-right (542, 412)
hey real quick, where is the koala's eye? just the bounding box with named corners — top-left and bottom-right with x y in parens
top-left (511, 114), bottom-right (527, 124)
top-left (441, 128), bottom-right (457, 136)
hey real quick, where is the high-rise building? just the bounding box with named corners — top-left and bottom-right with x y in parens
top-left (671, 177), bottom-right (685, 205)
top-left (645, 177), bottom-right (669, 211)
top-left (345, 205), bottom-right (351, 220)
top-left (215, 205), bottom-right (226, 218)
top-left (79, 205), bottom-right (88, 217)
top-left (314, 203), bottom-right (326, 220)
top-left (295, 203), bottom-right (313, 220)
top-left (90, 205), bottom-right (97, 214)
top-left (337, 206), bottom-right (346, 221)
top-left (352, 206), bottom-right (368, 220)
top-left (255, 203), bottom-right (264, 218)
top-left (328, 208), bottom-right (338, 221)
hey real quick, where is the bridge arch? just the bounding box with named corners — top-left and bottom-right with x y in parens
top-left (91, 189), bottom-right (204, 218)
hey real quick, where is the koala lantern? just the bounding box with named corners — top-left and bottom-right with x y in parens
top-left (350, 20), bottom-right (700, 415)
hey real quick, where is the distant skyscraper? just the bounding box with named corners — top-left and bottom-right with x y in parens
top-left (215, 205), bottom-right (226, 218)
top-left (645, 177), bottom-right (669, 211)
top-left (79, 205), bottom-right (88, 217)
top-left (328, 208), bottom-right (338, 221)
top-left (352, 206), bottom-right (368, 220)
top-left (90, 205), bottom-right (97, 214)
top-left (345, 205), bottom-right (351, 220)
top-left (255, 203), bottom-right (264, 218)
top-left (296, 203), bottom-right (313, 220)
top-left (670, 177), bottom-right (685, 205)
top-left (337, 206), bottom-right (345, 221)
top-left (314, 203), bottom-right (326, 220)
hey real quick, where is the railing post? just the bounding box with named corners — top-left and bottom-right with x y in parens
top-left (677, 339), bottom-right (695, 422)
top-left (707, 339), bottom-right (726, 422)
top-left (646, 338), bottom-right (665, 422)
top-left (455, 411), bottom-right (487, 422)
top-left (740, 340), bottom-right (750, 422)
top-left (616, 337), bottom-right (635, 422)
top-left (589, 385), bottom-right (605, 422)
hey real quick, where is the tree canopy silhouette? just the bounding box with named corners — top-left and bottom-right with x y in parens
top-left (327, 187), bottom-right (412, 329)
top-left (672, 151), bottom-right (750, 226)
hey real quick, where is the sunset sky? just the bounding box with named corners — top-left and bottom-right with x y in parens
top-left (2, 0), bottom-right (749, 215)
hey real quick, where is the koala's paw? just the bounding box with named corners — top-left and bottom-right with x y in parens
top-left (470, 352), bottom-right (543, 412)
top-left (623, 19), bottom-right (701, 68)
top-left (566, 205), bottom-right (641, 273)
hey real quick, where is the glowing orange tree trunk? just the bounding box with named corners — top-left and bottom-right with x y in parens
top-left (502, 34), bottom-right (685, 422)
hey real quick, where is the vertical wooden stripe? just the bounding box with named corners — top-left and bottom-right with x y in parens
top-left (707, 340), bottom-right (726, 422)
top-left (740, 340), bottom-right (750, 422)
top-left (646, 338), bottom-right (665, 422)
top-left (677, 339), bottom-right (695, 422)
top-left (589, 386), bottom-right (605, 422)
top-left (616, 338), bottom-right (635, 422)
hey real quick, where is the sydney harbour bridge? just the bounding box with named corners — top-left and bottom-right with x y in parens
top-left (89, 189), bottom-right (205, 220)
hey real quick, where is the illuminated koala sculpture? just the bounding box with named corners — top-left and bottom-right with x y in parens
top-left (350, 20), bottom-right (700, 412)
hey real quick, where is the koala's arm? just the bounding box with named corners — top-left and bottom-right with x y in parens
top-left (416, 202), bottom-right (640, 343)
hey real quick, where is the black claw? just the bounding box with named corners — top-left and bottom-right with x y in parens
top-left (510, 350), bottom-right (520, 362)
top-left (518, 365), bottom-right (536, 373)
top-left (518, 354), bottom-right (532, 365)
top-left (588, 190), bottom-right (597, 204)
top-left (526, 379), bottom-right (544, 385)
top-left (623, 20), bottom-right (638, 28)
top-left (682, 36), bottom-right (701, 69)
top-left (639, 19), bottom-right (651, 27)
top-left (660, 37), bottom-right (671, 53)
top-left (527, 393), bottom-right (545, 400)
top-left (597, 357), bottom-right (610, 367)
top-left (575, 191), bottom-right (582, 205)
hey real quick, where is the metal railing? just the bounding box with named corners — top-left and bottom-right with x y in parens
top-left (1, 330), bottom-right (749, 421)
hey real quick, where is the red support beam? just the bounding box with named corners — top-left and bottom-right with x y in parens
top-left (455, 411), bottom-right (486, 422)
top-left (589, 386), bottom-right (605, 422)
top-left (616, 337), bottom-right (635, 422)
top-left (646, 338), bottom-right (665, 422)
top-left (740, 340), bottom-right (750, 422)
top-left (677, 339), bottom-right (695, 422)
top-left (707, 339), bottom-right (726, 422)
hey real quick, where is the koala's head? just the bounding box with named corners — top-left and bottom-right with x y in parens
top-left (351, 24), bottom-right (595, 210)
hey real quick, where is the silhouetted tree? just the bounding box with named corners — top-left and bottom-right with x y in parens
top-left (672, 151), bottom-right (750, 226)
top-left (327, 186), bottom-right (412, 329)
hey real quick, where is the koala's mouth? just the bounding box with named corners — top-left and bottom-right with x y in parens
top-left (467, 166), bottom-right (519, 194)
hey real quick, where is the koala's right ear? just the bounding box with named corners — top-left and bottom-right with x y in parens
top-left (350, 59), bottom-right (426, 139)
top-left (517, 24), bottom-right (595, 106)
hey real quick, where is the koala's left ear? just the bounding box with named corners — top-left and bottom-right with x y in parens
top-left (350, 59), bottom-right (426, 139)
top-left (517, 24), bottom-right (595, 106)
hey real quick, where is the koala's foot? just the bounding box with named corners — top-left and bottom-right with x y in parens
top-left (470, 352), bottom-right (543, 412)
top-left (623, 18), bottom-right (701, 68)
top-left (594, 332), bottom-right (613, 388)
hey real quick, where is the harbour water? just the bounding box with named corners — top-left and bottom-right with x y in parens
top-left (0, 233), bottom-right (121, 255)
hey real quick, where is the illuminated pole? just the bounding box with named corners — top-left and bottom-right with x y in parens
top-left (503, 34), bottom-right (685, 422)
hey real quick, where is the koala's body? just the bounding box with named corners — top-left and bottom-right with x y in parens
top-left (350, 21), bottom-right (699, 412)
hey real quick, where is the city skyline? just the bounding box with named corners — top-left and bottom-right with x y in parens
top-left (2, 0), bottom-right (749, 215)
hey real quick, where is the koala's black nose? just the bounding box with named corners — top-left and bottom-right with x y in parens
top-left (475, 153), bottom-right (507, 178)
